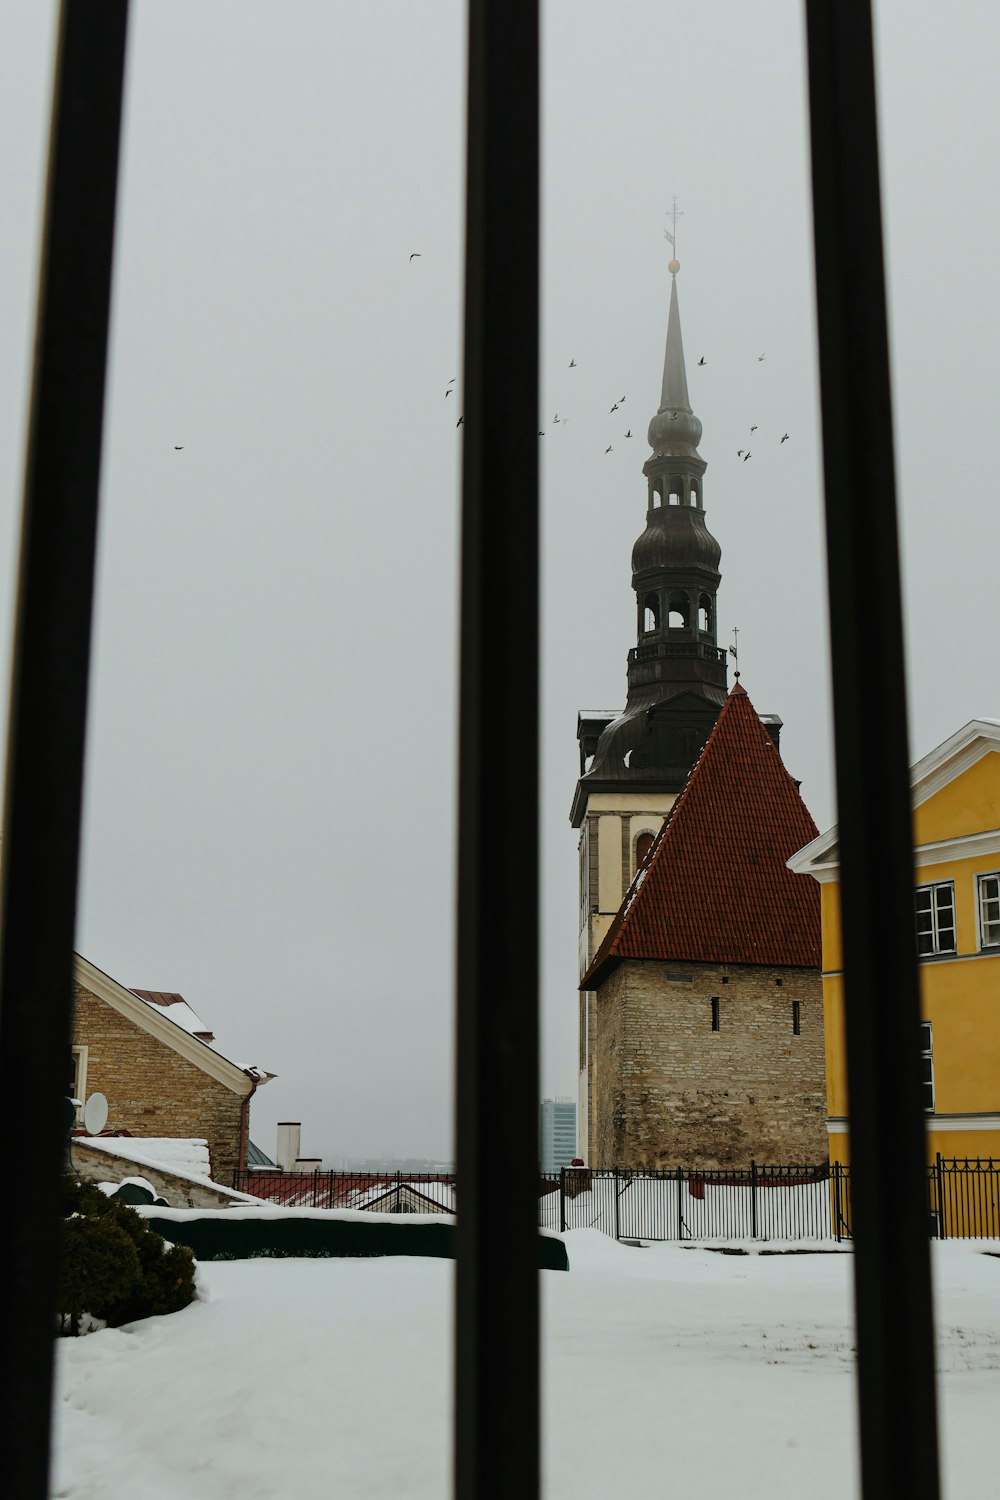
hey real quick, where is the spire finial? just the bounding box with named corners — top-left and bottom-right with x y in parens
top-left (663, 196), bottom-right (683, 276)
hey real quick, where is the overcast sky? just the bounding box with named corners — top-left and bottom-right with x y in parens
top-left (2, 3), bottom-right (998, 1165)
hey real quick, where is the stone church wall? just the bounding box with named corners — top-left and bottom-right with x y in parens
top-left (591, 959), bottom-right (826, 1169)
top-left (72, 982), bottom-right (247, 1183)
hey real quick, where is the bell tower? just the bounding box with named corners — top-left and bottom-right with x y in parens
top-left (572, 248), bottom-right (763, 1161)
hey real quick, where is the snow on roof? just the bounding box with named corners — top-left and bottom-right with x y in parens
top-left (131, 990), bottom-right (214, 1040)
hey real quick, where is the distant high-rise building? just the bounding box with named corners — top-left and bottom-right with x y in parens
top-left (539, 1097), bottom-right (577, 1172)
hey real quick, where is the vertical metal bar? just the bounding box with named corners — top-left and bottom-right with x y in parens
top-left (750, 1160), bottom-right (758, 1241)
top-left (454, 2), bottom-right (539, 1498)
top-left (804, 5), bottom-right (940, 1497)
top-left (559, 1167), bottom-right (566, 1233)
top-left (0, 6), bottom-right (129, 1496)
top-left (935, 1153), bottom-right (945, 1239)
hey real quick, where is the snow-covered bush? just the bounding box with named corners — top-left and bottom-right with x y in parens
top-left (59, 1177), bottom-right (196, 1334)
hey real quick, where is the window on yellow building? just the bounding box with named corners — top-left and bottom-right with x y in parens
top-left (919, 1022), bottom-right (934, 1112)
top-left (978, 873), bottom-right (1000, 949)
top-left (914, 882), bottom-right (955, 957)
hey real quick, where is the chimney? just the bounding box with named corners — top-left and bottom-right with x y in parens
top-left (276, 1122), bottom-right (301, 1171)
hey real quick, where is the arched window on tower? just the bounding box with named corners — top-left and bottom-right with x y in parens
top-left (651, 482), bottom-right (662, 509)
top-left (698, 593), bottom-right (713, 633)
top-left (642, 592), bottom-right (660, 634)
top-left (667, 589), bottom-right (689, 628)
top-left (690, 486), bottom-right (699, 507)
top-left (635, 831), bottom-right (655, 870)
top-left (668, 482), bottom-right (681, 506)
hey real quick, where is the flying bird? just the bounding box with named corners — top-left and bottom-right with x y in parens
top-left (445, 388), bottom-right (452, 397)
top-left (737, 449), bottom-right (744, 458)
top-left (757, 353), bottom-right (765, 361)
top-left (605, 445), bottom-right (613, 454)
top-left (447, 377), bottom-right (455, 385)
top-left (553, 414), bottom-right (561, 423)
top-left (610, 403), bottom-right (619, 413)
top-left (750, 424), bottom-right (757, 433)
top-left (569, 358), bottom-right (577, 367)
top-left (457, 415), bottom-right (464, 427)
top-left (173, 445), bottom-right (184, 450)
top-left (409, 253), bottom-right (421, 261)
top-left (538, 430), bottom-right (545, 437)
top-left (624, 429), bottom-right (632, 438)
top-left (697, 356), bottom-right (706, 366)
top-left (619, 395), bottom-right (626, 403)
top-left (743, 452), bottom-right (751, 462)
top-left (780, 432), bottom-right (790, 443)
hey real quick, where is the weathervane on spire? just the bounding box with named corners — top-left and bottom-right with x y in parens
top-left (729, 626), bottom-right (740, 680)
top-left (663, 196), bottom-right (683, 276)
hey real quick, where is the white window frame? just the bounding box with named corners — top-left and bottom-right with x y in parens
top-left (70, 1045), bottom-right (88, 1121)
top-left (914, 880), bottom-right (956, 958)
top-left (977, 871), bottom-right (1000, 950)
top-left (918, 1021), bottom-right (934, 1113)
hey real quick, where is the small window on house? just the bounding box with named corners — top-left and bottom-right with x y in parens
top-left (70, 1045), bottom-right (88, 1122)
top-left (914, 882), bottom-right (956, 957)
top-left (791, 1000), bottom-right (801, 1035)
top-left (711, 997), bottom-right (720, 1031)
top-left (919, 1021), bottom-right (934, 1112)
top-left (978, 872), bottom-right (1000, 948)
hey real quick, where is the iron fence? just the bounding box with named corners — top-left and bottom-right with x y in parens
top-left (236, 1158), bottom-right (1000, 1243)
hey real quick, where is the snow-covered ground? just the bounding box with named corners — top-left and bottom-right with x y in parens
top-left (52, 1231), bottom-right (1000, 1499)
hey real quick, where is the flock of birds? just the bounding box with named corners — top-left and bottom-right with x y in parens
top-left (169, 255), bottom-right (791, 458)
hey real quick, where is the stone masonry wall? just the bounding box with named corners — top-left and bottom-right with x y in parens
top-left (72, 983), bottom-right (248, 1183)
top-left (592, 960), bottom-right (826, 1169)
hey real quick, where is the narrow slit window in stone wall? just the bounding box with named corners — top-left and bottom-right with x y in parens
top-left (711, 997), bottom-right (720, 1032)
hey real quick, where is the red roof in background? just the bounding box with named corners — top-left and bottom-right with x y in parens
top-left (582, 683), bottom-right (821, 986)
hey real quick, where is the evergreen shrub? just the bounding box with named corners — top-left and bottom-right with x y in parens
top-left (59, 1176), bottom-right (196, 1334)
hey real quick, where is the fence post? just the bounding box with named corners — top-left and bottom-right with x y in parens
top-left (833, 1163), bottom-right (842, 1243)
top-left (676, 1165), bottom-right (683, 1241)
top-left (559, 1167), bottom-right (566, 1233)
top-left (935, 1153), bottom-right (945, 1240)
top-left (750, 1159), bottom-right (758, 1240)
top-left (613, 1168), bottom-right (621, 1241)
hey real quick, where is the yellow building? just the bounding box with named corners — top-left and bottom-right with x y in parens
top-left (788, 718), bottom-right (1000, 1163)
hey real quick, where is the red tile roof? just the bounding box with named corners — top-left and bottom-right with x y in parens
top-left (582, 683), bottom-right (821, 986)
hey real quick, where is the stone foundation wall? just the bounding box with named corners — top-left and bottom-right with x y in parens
top-left (72, 983), bottom-right (248, 1182)
top-left (71, 1141), bottom-right (249, 1209)
top-left (592, 959), bottom-right (826, 1169)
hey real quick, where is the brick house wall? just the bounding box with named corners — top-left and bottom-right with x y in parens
top-left (72, 981), bottom-right (249, 1183)
top-left (592, 959), bottom-right (826, 1169)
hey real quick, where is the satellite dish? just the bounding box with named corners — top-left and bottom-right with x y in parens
top-left (83, 1092), bottom-right (108, 1135)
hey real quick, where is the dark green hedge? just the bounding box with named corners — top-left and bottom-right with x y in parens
top-left (141, 1213), bottom-right (569, 1270)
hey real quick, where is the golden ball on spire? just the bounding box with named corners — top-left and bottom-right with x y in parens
top-left (668, 258), bottom-right (680, 275)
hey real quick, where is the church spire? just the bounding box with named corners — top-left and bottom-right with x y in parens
top-left (570, 241), bottom-right (728, 825)
top-left (647, 260), bottom-right (703, 461)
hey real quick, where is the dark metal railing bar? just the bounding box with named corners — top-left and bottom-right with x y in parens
top-left (0, 6), bottom-right (129, 1495)
top-left (804, 5), bottom-right (940, 1496)
top-left (454, 3), bottom-right (540, 1498)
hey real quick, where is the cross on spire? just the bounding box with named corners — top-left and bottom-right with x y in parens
top-left (663, 196), bottom-right (684, 258)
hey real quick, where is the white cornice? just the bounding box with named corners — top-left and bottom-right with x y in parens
top-left (789, 723), bottom-right (1000, 879)
top-left (828, 1114), bottom-right (1000, 1132)
top-left (75, 954), bottom-right (258, 1096)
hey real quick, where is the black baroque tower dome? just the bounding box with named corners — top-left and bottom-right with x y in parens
top-left (571, 256), bottom-right (729, 824)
